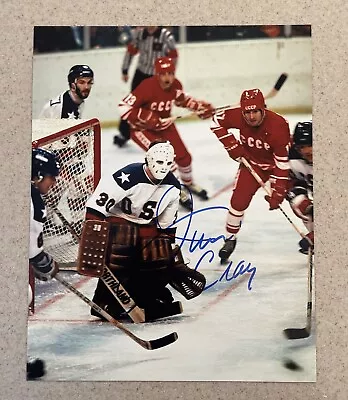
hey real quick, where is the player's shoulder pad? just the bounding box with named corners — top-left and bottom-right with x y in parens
top-left (31, 184), bottom-right (46, 223)
top-left (49, 93), bottom-right (63, 107)
top-left (112, 163), bottom-right (148, 190)
top-left (137, 76), bottom-right (155, 92)
top-left (161, 171), bottom-right (181, 190)
top-left (266, 109), bottom-right (288, 125)
top-left (173, 78), bottom-right (182, 88)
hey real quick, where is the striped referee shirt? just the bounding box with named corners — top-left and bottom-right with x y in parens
top-left (121, 27), bottom-right (178, 76)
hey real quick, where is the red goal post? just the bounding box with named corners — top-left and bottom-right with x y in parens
top-left (32, 118), bottom-right (101, 268)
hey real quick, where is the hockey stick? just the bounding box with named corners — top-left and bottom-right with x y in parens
top-left (283, 246), bottom-right (314, 339)
top-left (240, 157), bottom-right (312, 245)
top-left (54, 273), bottom-right (178, 350)
top-left (214, 73), bottom-right (289, 112)
top-left (47, 205), bottom-right (146, 323)
top-left (264, 73), bottom-right (288, 100)
top-left (164, 73), bottom-right (289, 124)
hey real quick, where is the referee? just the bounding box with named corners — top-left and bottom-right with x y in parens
top-left (114, 26), bottom-right (178, 147)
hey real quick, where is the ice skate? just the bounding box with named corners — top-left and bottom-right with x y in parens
top-left (185, 183), bottom-right (209, 200)
top-left (298, 237), bottom-right (314, 255)
top-left (218, 237), bottom-right (237, 264)
top-left (179, 188), bottom-right (193, 211)
top-left (145, 300), bottom-right (183, 322)
top-left (113, 134), bottom-right (128, 148)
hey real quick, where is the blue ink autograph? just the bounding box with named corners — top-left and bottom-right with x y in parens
top-left (156, 185), bottom-right (257, 291)
top-left (195, 251), bottom-right (256, 291)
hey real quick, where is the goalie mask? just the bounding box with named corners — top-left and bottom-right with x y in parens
top-left (32, 148), bottom-right (60, 181)
top-left (145, 141), bottom-right (175, 180)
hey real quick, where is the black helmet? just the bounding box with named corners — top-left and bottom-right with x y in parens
top-left (293, 121), bottom-right (312, 146)
top-left (68, 65), bottom-right (94, 86)
top-left (32, 148), bottom-right (60, 180)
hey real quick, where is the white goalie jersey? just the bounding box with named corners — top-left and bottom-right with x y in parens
top-left (86, 163), bottom-right (180, 228)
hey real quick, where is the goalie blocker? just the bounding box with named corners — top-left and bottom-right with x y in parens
top-left (78, 219), bottom-right (206, 322)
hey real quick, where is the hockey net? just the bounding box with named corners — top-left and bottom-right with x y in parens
top-left (32, 118), bottom-right (101, 268)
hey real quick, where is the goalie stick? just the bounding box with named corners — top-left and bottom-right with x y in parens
top-left (54, 273), bottom-right (178, 350)
top-left (163, 73), bottom-right (289, 124)
top-left (283, 247), bottom-right (314, 339)
top-left (46, 204), bottom-right (146, 323)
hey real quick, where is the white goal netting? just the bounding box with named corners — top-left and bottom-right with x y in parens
top-left (32, 118), bottom-right (101, 266)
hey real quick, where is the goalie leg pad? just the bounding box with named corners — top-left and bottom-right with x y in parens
top-left (77, 220), bottom-right (110, 277)
top-left (169, 246), bottom-right (206, 299)
top-left (139, 236), bottom-right (172, 271)
top-left (91, 278), bottom-right (129, 320)
top-left (108, 222), bottom-right (138, 270)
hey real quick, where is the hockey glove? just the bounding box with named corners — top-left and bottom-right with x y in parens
top-left (131, 108), bottom-right (161, 130)
top-left (287, 187), bottom-right (313, 222)
top-left (265, 177), bottom-right (289, 210)
top-left (196, 102), bottom-right (215, 119)
top-left (30, 251), bottom-right (59, 281)
top-left (299, 231), bottom-right (314, 254)
top-left (226, 137), bottom-right (246, 160)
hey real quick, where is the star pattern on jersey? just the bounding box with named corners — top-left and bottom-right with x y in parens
top-left (117, 172), bottom-right (130, 183)
top-left (67, 111), bottom-right (78, 119)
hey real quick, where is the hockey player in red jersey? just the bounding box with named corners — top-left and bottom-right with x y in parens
top-left (210, 88), bottom-right (291, 262)
top-left (118, 56), bottom-right (215, 210)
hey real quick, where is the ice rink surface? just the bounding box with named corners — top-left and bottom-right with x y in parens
top-left (28, 114), bottom-right (316, 382)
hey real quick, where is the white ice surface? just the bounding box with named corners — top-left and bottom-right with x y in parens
top-left (28, 115), bottom-right (315, 382)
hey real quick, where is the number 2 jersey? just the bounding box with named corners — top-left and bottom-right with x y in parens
top-left (86, 163), bottom-right (180, 229)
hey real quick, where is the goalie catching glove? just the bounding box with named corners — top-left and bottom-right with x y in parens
top-left (30, 251), bottom-right (59, 281)
top-left (168, 245), bottom-right (206, 299)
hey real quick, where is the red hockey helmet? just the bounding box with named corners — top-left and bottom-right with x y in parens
top-left (155, 57), bottom-right (175, 75)
top-left (240, 89), bottom-right (265, 112)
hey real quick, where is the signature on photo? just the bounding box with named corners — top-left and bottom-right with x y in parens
top-left (157, 187), bottom-right (257, 291)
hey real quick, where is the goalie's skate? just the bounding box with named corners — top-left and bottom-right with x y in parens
top-left (145, 301), bottom-right (183, 322)
top-left (185, 183), bottom-right (209, 200)
top-left (179, 188), bottom-right (193, 211)
top-left (218, 238), bottom-right (237, 264)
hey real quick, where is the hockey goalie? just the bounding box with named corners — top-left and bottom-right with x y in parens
top-left (77, 140), bottom-right (206, 322)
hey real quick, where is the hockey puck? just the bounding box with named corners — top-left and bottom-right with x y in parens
top-left (283, 358), bottom-right (302, 371)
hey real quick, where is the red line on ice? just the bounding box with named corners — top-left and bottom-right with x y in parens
top-left (210, 181), bottom-right (234, 199)
top-left (198, 274), bottom-right (250, 316)
top-left (33, 275), bottom-right (92, 314)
